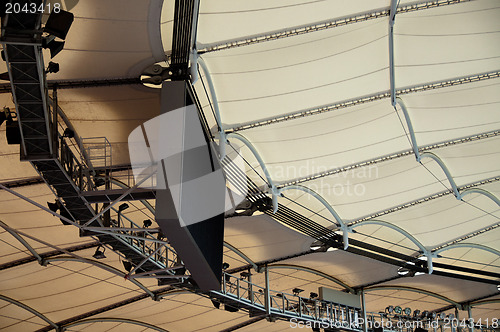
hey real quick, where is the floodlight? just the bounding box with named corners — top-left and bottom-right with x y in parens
top-left (46, 61), bottom-right (59, 73)
top-left (42, 37), bottom-right (65, 59)
top-left (94, 178), bottom-right (106, 187)
top-left (122, 260), bottom-right (132, 272)
top-left (43, 10), bottom-right (74, 39)
top-left (62, 128), bottom-right (74, 138)
top-left (143, 219), bottom-right (152, 228)
top-left (118, 203), bottom-right (129, 212)
top-left (386, 305), bottom-right (394, 314)
top-left (222, 262), bottom-right (230, 270)
top-left (394, 306), bottom-right (402, 314)
top-left (310, 292), bottom-right (318, 299)
top-left (240, 271), bottom-right (251, 279)
top-left (413, 309), bottom-right (421, 317)
top-left (292, 288), bottom-right (304, 296)
top-left (92, 246), bottom-right (106, 259)
top-left (404, 307), bottom-right (412, 315)
top-left (6, 121), bottom-right (21, 144)
top-left (0, 110), bottom-right (6, 126)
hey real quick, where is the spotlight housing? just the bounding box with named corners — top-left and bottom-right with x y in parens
top-left (310, 292), bottom-right (318, 299)
top-left (44, 10), bottom-right (74, 39)
top-left (62, 128), bottom-right (74, 138)
top-left (42, 37), bottom-right (65, 59)
top-left (92, 246), bottom-right (106, 259)
top-left (46, 61), bottom-right (60, 73)
top-left (118, 203), bottom-right (129, 212)
top-left (394, 306), bottom-right (402, 314)
top-left (143, 219), bottom-right (152, 228)
top-left (292, 288), bottom-right (304, 296)
top-left (122, 260), bottom-right (132, 272)
top-left (222, 262), bottom-right (230, 270)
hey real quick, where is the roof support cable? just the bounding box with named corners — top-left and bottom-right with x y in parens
top-left (226, 132), bottom-right (279, 212)
top-left (278, 185), bottom-right (351, 249)
top-left (198, 56), bottom-right (227, 159)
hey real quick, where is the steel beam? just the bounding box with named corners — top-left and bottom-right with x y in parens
top-left (227, 71), bottom-right (500, 133)
top-left (277, 129), bottom-right (500, 189)
top-left (0, 294), bottom-right (58, 330)
top-left (199, 0), bottom-right (469, 54)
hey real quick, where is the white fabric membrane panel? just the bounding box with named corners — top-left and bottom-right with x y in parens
top-left (224, 215), bottom-right (314, 263)
top-left (378, 274), bottom-right (498, 304)
top-left (43, 0), bottom-right (160, 80)
top-left (433, 137), bottom-right (500, 187)
top-left (401, 78), bottom-right (500, 147)
top-left (197, 0), bottom-right (390, 47)
top-left (296, 156), bottom-right (448, 221)
top-left (58, 85), bottom-right (160, 166)
top-left (381, 192), bottom-right (500, 248)
top-left (200, 17), bottom-right (390, 126)
top-left (240, 99), bottom-right (410, 184)
top-left (395, 0), bottom-right (500, 88)
top-left (282, 250), bottom-right (399, 288)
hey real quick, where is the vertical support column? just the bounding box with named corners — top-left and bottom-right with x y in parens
top-left (467, 306), bottom-right (474, 332)
top-left (361, 289), bottom-right (368, 332)
top-left (264, 265), bottom-right (271, 315)
top-left (248, 269), bottom-right (254, 304)
top-left (52, 86), bottom-right (58, 157)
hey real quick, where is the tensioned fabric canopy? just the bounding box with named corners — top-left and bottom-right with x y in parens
top-left (0, 0), bottom-right (499, 331)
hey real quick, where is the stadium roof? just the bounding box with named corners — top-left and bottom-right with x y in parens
top-left (0, 0), bottom-right (499, 331)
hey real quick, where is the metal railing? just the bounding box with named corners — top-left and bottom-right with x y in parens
top-left (218, 272), bottom-right (362, 330)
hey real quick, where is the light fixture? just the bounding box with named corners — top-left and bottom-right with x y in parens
top-left (143, 219), bottom-right (152, 228)
top-left (310, 245), bottom-right (322, 251)
top-left (240, 271), bottom-right (251, 279)
top-left (0, 72), bottom-right (9, 81)
top-left (386, 305), bottom-right (394, 314)
top-left (421, 311), bottom-right (429, 319)
top-left (394, 306), bottom-right (402, 314)
top-left (413, 309), bottom-right (421, 317)
top-left (44, 9), bottom-right (74, 39)
top-left (62, 128), bottom-right (74, 138)
top-left (42, 36), bottom-right (66, 59)
top-left (404, 307), bottom-right (412, 316)
top-left (292, 288), bottom-right (304, 296)
top-left (497, 284), bottom-right (500, 291)
top-left (118, 203), bottom-right (129, 212)
top-left (94, 178), bottom-right (106, 188)
top-left (122, 260), bottom-right (132, 272)
top-left (92, 246), bottom-right (106, 259)
top-left (222, 262), bottom-right (230, 270)
top-left (47, 200), bottom-right (60, 212)
top-left (327, 247), bottom-right (338, 252)
top-left (0, 109), bottom-right (6, 126)
top-left (46, 61), bottom-right (59, 73)
top-left (3, 107), bottom-right (21, 144)
top-left (310, 292), bottom-right (318, 299)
